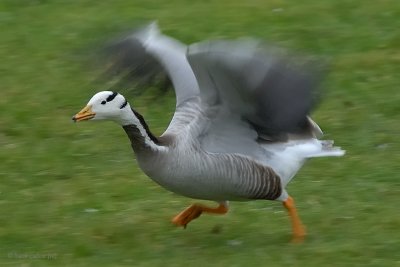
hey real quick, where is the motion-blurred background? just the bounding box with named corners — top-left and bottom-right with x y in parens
top-left (1, 1), bottom-right (399, 266)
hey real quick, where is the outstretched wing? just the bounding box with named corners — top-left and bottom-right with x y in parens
top-left (99, 22), bottom-right (199, 107)
top-left (187, 39), bottom-right (324, 158)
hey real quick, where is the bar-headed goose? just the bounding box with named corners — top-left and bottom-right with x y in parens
top-left (73, 23), bottom-right (344, 242)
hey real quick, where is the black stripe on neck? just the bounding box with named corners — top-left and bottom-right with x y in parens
top-left (131, 108), bottom-right (159, 144)
top-left (106, 91), bottom-right (118, 102)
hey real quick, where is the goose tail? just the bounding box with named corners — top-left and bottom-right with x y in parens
top-left (305, 140), bottom-right (345, 158)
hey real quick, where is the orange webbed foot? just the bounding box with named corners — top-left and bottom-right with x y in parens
top-left (171, 204), bottom-right (203, 228)
top-left (283, 196), bottom-right (306, 243)
top-left (172, 202), bottom-right (228, 228)
top-left (290, 226), bottom-right (306, 244)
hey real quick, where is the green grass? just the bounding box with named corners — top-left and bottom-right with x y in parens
top-left (1, 0), bottom-right (400, 266)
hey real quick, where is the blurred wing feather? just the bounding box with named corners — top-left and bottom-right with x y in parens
top-left (187, 39), bottom-right (324, 156)
top-left (99, 22), bottom-right (199, 106)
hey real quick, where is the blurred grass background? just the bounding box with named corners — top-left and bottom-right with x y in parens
top-left (0, 0), bottom-right (399, 266)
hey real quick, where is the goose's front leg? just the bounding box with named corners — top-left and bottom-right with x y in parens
top-left (172, 201), bottom-right (229, 228)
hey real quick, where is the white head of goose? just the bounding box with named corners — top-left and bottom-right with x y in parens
top-left (73, 22), bottom-right (345, 243)
top-left (73, 90), bottom-right (161, 150)
top-left (73, 91), bottom-right (127, 122)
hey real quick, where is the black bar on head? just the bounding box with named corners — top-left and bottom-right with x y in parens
top-left (120, 99), bottom-right (128, 109)
top-left (106, 91), bottom-right (118, 102)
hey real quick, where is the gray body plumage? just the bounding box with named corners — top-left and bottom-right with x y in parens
top-left (102, 23), bottom-right (344, 203)
top-left (123, 99), bottom-right (282, 201)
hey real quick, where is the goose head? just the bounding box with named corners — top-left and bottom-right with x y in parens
top-left (72, 91), bottom-right (131, 125)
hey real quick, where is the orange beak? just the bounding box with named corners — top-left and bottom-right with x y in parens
top-left (72, 105), bottom-right (96, 122)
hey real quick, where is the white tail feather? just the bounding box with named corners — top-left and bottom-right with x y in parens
top-left (304, 140), bottom-right (345, 158)
top-left (261, 139), bottom-right (345, 187)
top-left (305, 148), bottom-right (345, 158)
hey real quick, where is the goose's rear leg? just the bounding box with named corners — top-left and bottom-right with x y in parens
top-left (172, 201), bottom-right (229, 228)
top-left (279, 192), bottom-right (306, 243)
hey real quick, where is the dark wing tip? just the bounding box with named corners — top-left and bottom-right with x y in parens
top-left (187, 38), bottom-right (329, 139)
top-left (248, 55), bottom-right (328, 137)
top-left (92, 25), bottom-right (172, 97)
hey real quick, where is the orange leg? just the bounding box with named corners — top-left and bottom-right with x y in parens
top-left (172, 202), bottom-right (228, 228)
top-left (283, 196), bottom-right (306, 243)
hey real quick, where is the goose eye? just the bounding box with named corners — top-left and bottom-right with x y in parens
top-left (101, 100), bottom-right (106, 105)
